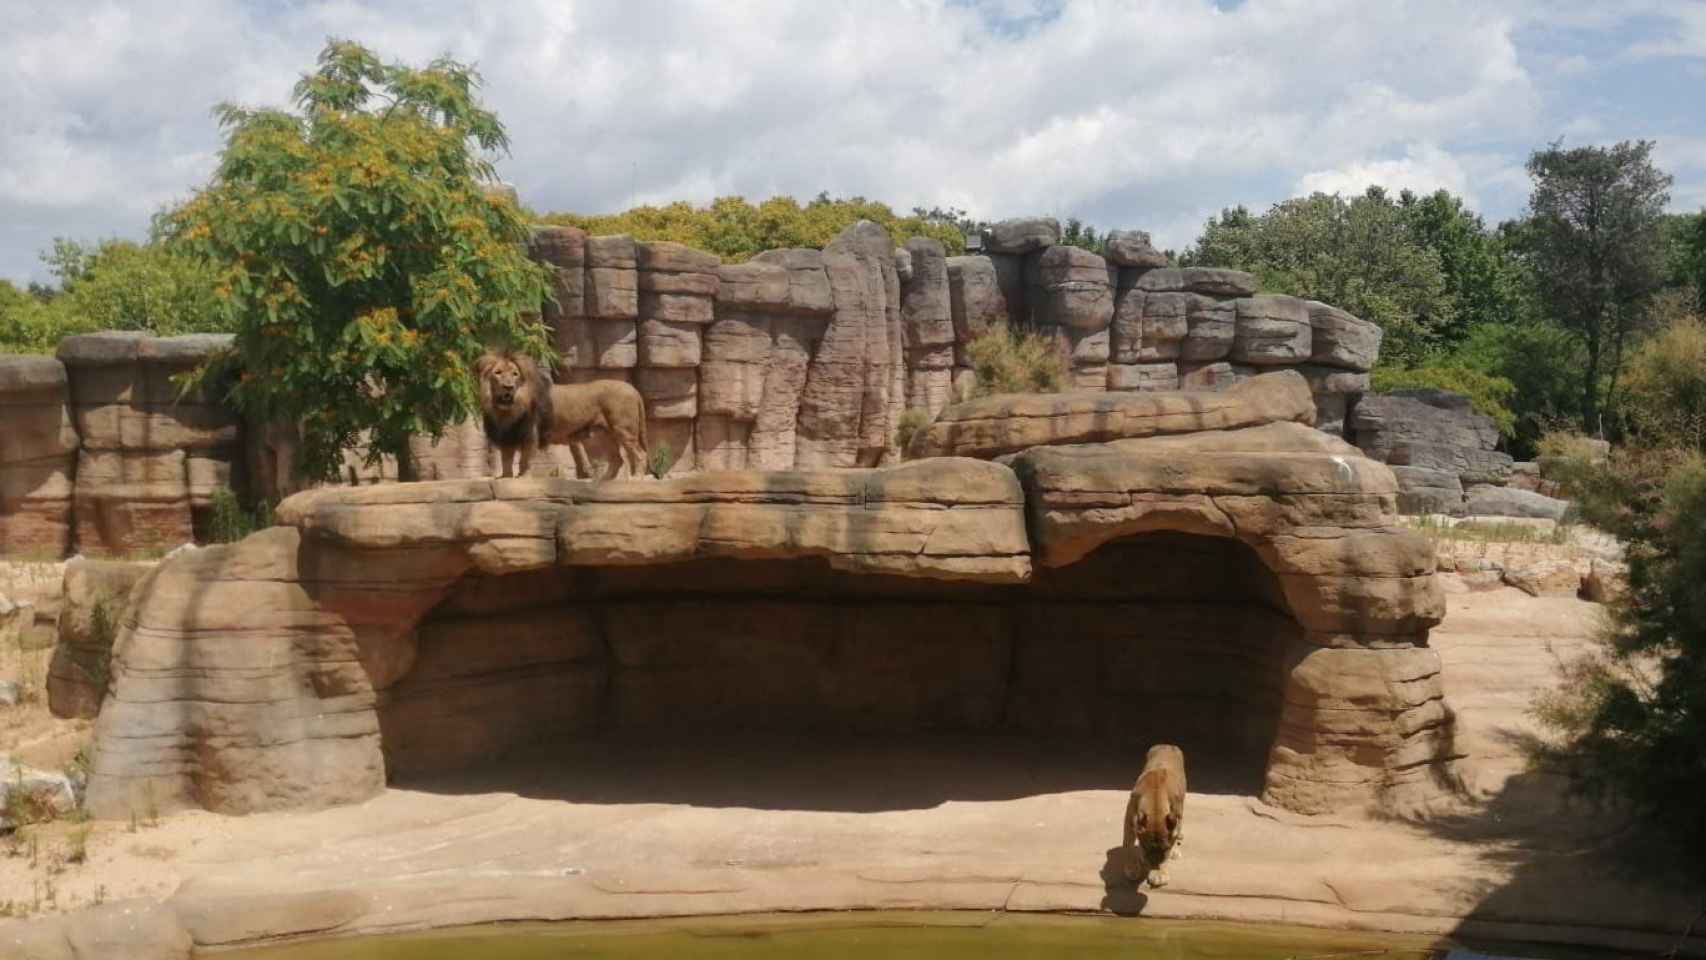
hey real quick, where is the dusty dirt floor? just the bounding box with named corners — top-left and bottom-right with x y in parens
top-left (4, 585), bottom-right (1705, 956)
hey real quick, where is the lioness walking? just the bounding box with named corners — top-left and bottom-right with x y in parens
top-left (1122, 744), bottom-right (1187, 889)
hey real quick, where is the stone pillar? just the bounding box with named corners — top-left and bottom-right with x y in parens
top-left (900, 237), bottom-right (955, 417)
top-left (0, 355), bottom-right (78, 557)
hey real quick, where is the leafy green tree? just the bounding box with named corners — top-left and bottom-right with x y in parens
top-left (46, 238), bottom-right (223, 337)
top-left (1184, 188), bottom-right (1455, 367)
top-left (162, 40), bottom-right (551, 482)
top-left (1518, 139), bottom-right (1672, 435)
top-left (543, 194), bottom-right (965, 261)
top-left (1399, 190), bottom-right (1530, 337)
top-left (1665, 210), bottom-right (1706, 311)
top-left (0, 278), bottom-right (64, 353)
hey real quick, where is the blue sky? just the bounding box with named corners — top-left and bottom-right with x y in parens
top-left (3, 0), bottom-right (1705, 283)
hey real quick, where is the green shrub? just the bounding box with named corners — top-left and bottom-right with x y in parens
top-left (204, 487), bottom-right (274, 543)
top-left (648, 441), bottom-right (675, 479)
top-left (1370, 362), bottom-right (1518, 438)
top-left (965, 326), bottom-right (1064, 398)
top-left (540, 194), bottom-right (965, 263)
top-left (1617, 312), bottom-right (1706, 452)
top-left (1533, 447), bottom-right (1706, 872)
top-left (894, 408), bottom-right (932, 453)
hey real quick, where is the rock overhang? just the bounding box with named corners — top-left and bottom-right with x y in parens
top-left (80, 374), bottom-right (1460, 821)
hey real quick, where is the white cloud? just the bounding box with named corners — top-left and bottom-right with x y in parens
top-left (0, 0), bottom-right (1694, 280)
top-left (1296, 143), bottom-right (1476, 206)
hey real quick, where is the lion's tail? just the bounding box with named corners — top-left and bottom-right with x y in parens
top-left (636, 392), bottom-right (648, 454)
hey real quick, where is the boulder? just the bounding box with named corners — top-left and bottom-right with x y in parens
top-left (1504, 560), bottom-right (1581, 598)
top-left (636, 318), bottom-right (703, 368)
top-left (47, 557), bottom-right (155, 719)
top-left (749, 248), bottom-right (835, 314)
top-left (585, 234), bottom-right (639, 320)
top-left (1181, 296), bottom-right (1236, 361)
top-left (1178, 361), bottom-right (1238, 391)
top-left (1032, 246), bottom-right (1113, 332)
top-left (528, 226), bottom-right (594, 367)
top-left (1111, 289), bottom-right (1190, 363)
top-left (1102, 229), bottom-right (1169, 268)
top-left (716, 261), bottom-right (791, 311)
top-left (0, 757), bottom-right (78, 829)
top-left (984, 216), bottom-right (1060, 254)
top-left (1462, 484), bottom-right (1569, 521)
top-left (1136, 267), bottom-right (1259, 297)
top-left (638, 292), bottom-right (714, 326)
top-left (634, 368), bottom-right (699, 421)
top-left (900, 237), bottom-right (954, 349)
top-left (1352, 390), bottom-right (1513, 487)
top-left (1390, 465), bottom-right (1465, 516)
top-left (906, 369), bottom-right (1314, 460)
top-left (946, 256), bottom-right (1008, 354)
top-left (0, 355), bottom-right (77, 557)
top-left (1232, 294), bottom-right (1313, 364)
top-left (1307, 301), bottom-right (1382, 372)
top-left (1106, 362), bottom-right (1179, 392)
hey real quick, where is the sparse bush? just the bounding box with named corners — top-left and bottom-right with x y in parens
top-left (894, 408), bottom-right (932, 453)
top-left (1371, 363), bottom-right (1518, 438)
top-left (205, 487), bottom-right (274, 543)
top-left (65, 825), bottom-right (90, 865)
top-left (1617, 312), bottom-right (1706, 453)
top-left (965, 326), bottom-right (1064, 398)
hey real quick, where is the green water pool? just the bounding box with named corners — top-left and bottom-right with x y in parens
top-left (228, 912), bottom-right (1616, 959)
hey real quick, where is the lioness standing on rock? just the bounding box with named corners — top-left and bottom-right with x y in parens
top-left (476, 350), bottom-right (649, 480)
top-left (1122, 744), bottom-right (1187, 889)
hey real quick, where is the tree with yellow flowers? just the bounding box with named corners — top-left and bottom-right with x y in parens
top-left (164, 39), bottom-right (551, 482)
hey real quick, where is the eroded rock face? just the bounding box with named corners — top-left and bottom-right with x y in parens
top-left (47, 557), bottom-right (156, 719)
top-left (0, 355), bottom-right (78, 556)
top-left (84, 411), bottom-right (1457, 821)
top-left (906, 369), bottom-right (1314, 460)
top-left (56, 333), bottom-right (241, 556)
top-left (1352, 389), bottom-right (1515, 514)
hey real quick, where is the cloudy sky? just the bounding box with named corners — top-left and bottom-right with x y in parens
top-left (4, 0), bottom-right (1705, 282)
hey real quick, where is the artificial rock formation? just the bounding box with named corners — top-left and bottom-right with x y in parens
top-left (56, 333), bottom-right (242, 555)
top-left (82, 377), bottom-right (1455, 822)
top-left (0, 355), bottom-right (78, 556)
top-left (1350, 388), bottom-right (1536, 516)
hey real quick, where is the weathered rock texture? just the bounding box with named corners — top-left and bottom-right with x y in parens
top-left (55, 333), bottom-right (242, 556)
top-left (1, 216), bottom-right (1388, 561)
top-left (1351, 389), bottom-right (1517, 517)
top-left (47, 557), bottom-right (156, 719)
top-left (82, 398), bottom-right (1455, 821)
top-left (0, 355), bottom-right (78, 556)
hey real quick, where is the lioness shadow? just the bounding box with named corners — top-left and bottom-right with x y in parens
top-left (1098, 846), bottom-right (1149, 916)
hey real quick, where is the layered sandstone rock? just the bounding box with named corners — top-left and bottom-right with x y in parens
top-left (1008, 420), bottom-right (1453, 813)
top-left (46, 557), bottom-right (155, 719)
top-left (1351, 389), bottom-right (1514, 515)
top-left (0, 355), bottom-right (78, 556)
top-left (83, 413), bottom-right (1457, 821)
top-left (57, 333), bottom-right (241, 555)
top-left (906, 369), bottom-right (1314, 460)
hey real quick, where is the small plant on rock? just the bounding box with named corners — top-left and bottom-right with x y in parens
top-left (648, 441), bottom-right (675, 480)
top-left (894, 408), bottom-right (932, 454)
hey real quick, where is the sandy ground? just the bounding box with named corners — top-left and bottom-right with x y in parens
top-left (3, 587), bottom-right (1705, 956)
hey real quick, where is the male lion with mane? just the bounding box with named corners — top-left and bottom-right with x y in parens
top-left (476, 350), bottom-right (650, 480)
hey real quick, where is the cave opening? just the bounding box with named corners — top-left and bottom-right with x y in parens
top-left (376, 531), bottom-right (1300, 809)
